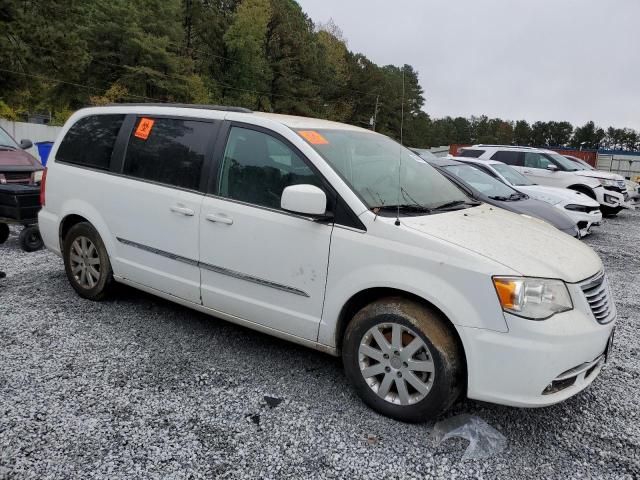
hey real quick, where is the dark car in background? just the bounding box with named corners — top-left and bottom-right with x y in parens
top-left (0, 126), bottom-right (43, 185)
top-left (425, 157), bottom-right (580, 237)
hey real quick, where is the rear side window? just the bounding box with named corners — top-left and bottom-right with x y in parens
top-left (123, 117), bottom-right (212, 190)
top-left (57, 115), bottom-right (125, 170)
top-left (459, 149), bottom-right (484, 158)
top-left (490, 150), bottom-right (523, 166)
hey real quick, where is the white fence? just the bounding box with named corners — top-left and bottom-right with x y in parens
top-left (0, 120), bottom-right (62, 161)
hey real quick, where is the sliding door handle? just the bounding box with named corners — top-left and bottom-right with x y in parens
top-left (170, 205), bottom-right (195, 216)
top-left (206, 213), bottom-right (233, 225)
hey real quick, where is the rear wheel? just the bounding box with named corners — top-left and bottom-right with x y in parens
top-left (63, 222), bottom-right (113, 300)
top-left (342, 297), bottom-right (464, 423)
top-left (0, 223), bottom-right (9, 244)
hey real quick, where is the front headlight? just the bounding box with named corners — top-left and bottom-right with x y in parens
top-left (32, 170), bottom-right (43, 183)
top-left (596, 178), bottom-right (617, 187)
top-left (493, 276), bottom-right (573, 320)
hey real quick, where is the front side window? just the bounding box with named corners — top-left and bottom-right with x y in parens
top-left (218, 127), bottom-right (322, 210)
top-left (545, 153), bottom-right (579, 171)
top-left (492, 163), bottom-right (534, 186)
top-left (123, 117), bottom-right (211, 190)
top-left (444, 164), bottom-right (518, 198)
top-left (298, 129), bottom-right (468, 212)
top-left (57, 115), bottom-right (125, 170)
top-left (524, 152), bottom-right (552, 169)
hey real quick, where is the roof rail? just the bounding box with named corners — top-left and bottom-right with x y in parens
top-left (475, 144), bottom-right (538, 149)
top-left (105, 103), bottom-right (253, 113)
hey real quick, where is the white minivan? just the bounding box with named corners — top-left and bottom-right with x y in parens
top-left (39, 105), bottom-right (616, 422)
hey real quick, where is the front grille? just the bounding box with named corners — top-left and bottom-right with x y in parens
top-left (1, 172), bottom-right (32, 184)
top-left (580, 272), bottom-right (614, 324)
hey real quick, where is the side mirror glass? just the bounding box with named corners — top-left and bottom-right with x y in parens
top-left (281, 184), bottom-right (327, 216)
top-left (547, 164), bottom-right (558, 172)
top-left (20, 139), bottom-right (33, 149)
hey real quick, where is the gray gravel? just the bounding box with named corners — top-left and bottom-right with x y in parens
top-left (1, 212), bottom-right (639, 480)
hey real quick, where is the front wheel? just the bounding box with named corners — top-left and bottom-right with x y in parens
top-left (601, 205), bottom-right (623, 217)
top-left (342, 297), bottom-right (464, 423)
top-left (63, 222), bottom-right (114, 300)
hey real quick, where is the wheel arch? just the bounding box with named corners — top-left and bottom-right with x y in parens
top-left (567, 184), bottom-right (596, 199)
top-left (334, 287), bottom-right (468, 381)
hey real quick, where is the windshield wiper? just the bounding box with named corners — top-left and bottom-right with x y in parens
top-left (0, 144), bottom-right (16, 150)
top-left (508, 192), bottom-right (527, 201)
top-left (376, 204), bottom-right (433, 213)
top-left (431, 199), bottom-right (480, 211)
top-left (488, 195), bottom-right (509, 201)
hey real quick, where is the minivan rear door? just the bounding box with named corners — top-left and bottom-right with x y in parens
top-left (105, 115), bottom-right (219, 304)
top-left (198, 123), bottom-right (333, 341)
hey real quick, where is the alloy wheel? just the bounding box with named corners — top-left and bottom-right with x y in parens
top-left (358, 323), bottom-right (435, 405)
top-left (69, 236), bottom-right (101, 289)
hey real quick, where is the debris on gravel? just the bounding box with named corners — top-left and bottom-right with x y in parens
top-left (1, 211), bottom-right (639, 479)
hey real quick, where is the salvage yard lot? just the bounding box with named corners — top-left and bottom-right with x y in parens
top-left (1, 212), bottom-right (639, 480)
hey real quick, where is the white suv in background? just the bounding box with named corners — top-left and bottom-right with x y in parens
top-left (459, 145), bottom-right (627, 215)
top-left (39, 105), bottom-right (615, 422)
top-left (453, 157), bottom-right (602, 236)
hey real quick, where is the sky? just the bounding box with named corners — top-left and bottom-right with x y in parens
top-left (297, 0), bottom-right (640, 130)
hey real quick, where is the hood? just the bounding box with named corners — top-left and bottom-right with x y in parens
top-left (517, 185), bottom-right (600, 207)
top-left (574, 169), bottom-right (624, 181)
top-left (0, 148), bottom-right (40, 168)
top-left (486, 196), bottom-right (576, 233)
top-left (402, 205), bottom-right (601, 283)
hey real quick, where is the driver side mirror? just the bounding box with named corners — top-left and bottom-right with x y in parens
top-left (19, 139), bottom-right (33, 150)
top-left (547, 164), bottom-right (558, 172)
top-left (281, 184), bottom-right (328, 217)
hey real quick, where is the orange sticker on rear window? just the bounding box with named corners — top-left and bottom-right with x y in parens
top-left (134, 117), bottom-right (155, 140)
top-left (298, 130), bottom-right (329, 145)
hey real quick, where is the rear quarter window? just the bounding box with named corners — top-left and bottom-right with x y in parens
top-left (56, 115), bottom-right (125, 170)
top-left (458, 149), bottom-right (485, 158)
top-left (490, 150), bottom-right (523, 166)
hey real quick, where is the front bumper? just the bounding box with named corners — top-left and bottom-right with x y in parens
top-left (459, 284), bottom-right (615, 407)
top-left (559, 206), bottom-right (602, 237)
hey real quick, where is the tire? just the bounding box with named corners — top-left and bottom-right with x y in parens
top-left (601, 205), bottom-right (623, 217)
top-left (62, 222), bottom-right (114, 300)
top-left (19, 225), bottom-right (44, 252)
top-left (342, 297), bottom-right (464, 423)
top-left (0, 223), bottom-right (9, 244)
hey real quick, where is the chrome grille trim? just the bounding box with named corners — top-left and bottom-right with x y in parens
top-left (580, 272), bottom-right (615, 324)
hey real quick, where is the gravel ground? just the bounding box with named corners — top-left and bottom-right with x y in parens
top-left (1, 211), bottom-right (639, 480)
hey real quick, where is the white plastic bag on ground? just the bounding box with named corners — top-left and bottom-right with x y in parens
top-left (431, 414), bottom-right (507, 460)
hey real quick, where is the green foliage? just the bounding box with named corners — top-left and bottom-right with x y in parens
top-left (0, 100), bottom-right (18, 120)
top-left (1, 0), bottom-right (638, 151)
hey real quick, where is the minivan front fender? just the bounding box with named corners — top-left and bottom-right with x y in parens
top-left (318, 228), bottom-right (511, 349)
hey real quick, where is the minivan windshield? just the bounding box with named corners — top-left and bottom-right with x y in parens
top-left (0, 127), bottom-right (18, 149)
top-left (492, 163), bottom-right (534, 186)
top-left (445, 164), bottom-right (523, 200)
top-left (297, 129), bottom-right (470, 211)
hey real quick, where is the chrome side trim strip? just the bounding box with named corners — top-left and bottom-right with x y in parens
top-left (117, 237), bottom-right (199, 266)
top-left (116, 237), bottom-right (309, 298)
top-left (198, 261), bottom-right (310, 297)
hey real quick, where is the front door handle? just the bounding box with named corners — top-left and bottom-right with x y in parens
top-left (170, 205), bottom-right (195, 216)
top-left (206, 213), bottom-right (234, 225)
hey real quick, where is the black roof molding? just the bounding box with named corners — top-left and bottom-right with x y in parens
top-left (105, 103), bottom-right (253, 113)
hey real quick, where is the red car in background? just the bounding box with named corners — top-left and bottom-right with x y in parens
top-left (0, 125), bottom-right (43, 185)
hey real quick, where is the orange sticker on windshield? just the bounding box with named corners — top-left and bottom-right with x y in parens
top-left (134, 117), bottom-right (155, 140)
top-left (299, 130), bottom-right (329, 145)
